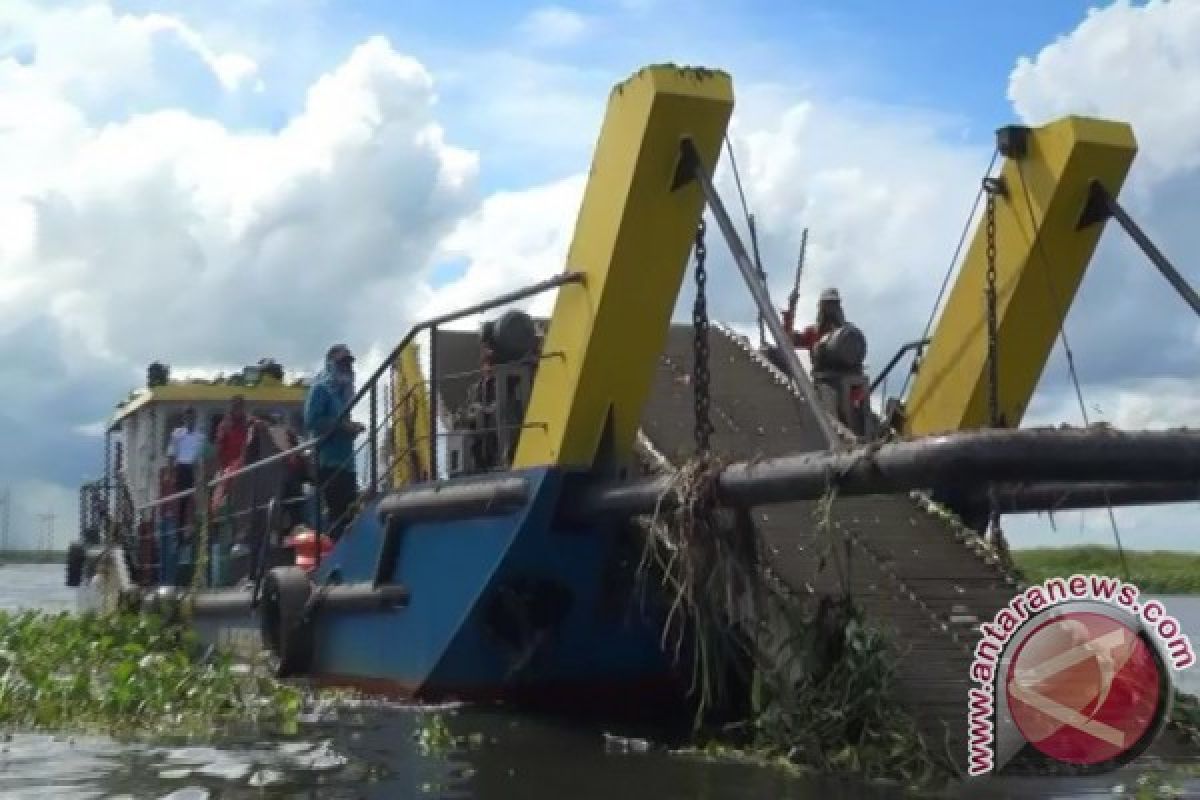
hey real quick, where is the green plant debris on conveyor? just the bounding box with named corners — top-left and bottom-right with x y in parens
top-left (636, 458), bottom-right (955, 790)
top-left (0, 609), bottom-right (301, 738)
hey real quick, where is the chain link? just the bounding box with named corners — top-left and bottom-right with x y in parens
top-left (984, 181), bottom-right (1001, 429)
top-left (692, 219), bottom-right (714, 454)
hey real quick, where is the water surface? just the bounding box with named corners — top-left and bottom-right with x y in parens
top-left (0, 564), bottom-right (1195, 799)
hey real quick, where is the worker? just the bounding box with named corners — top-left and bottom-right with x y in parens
top-left (304, 344), bottom-right (365, 541)
top-left (776, 288), bottom-right (871, 433)
top-left (215, 395), bottom-right (251, 473)
top-left (782, 288), bottom-right (846, 356)
top-left (166, 407), bottom-right (203, 527)
top-left (463, 323), bottom-right (500, 472)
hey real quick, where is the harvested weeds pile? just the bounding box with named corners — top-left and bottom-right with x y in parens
top-left (633, 455), bottom-right (955, 786)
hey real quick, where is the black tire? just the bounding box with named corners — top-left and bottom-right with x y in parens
top-left (260, 566), bottom-right (314, 677)
top-left (65, 542), bottom-right (86, 588)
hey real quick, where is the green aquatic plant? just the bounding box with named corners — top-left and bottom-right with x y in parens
top-left (0, 609), bottom-right (301, 738)
top-left (637, 463), bottom-right (953, 788)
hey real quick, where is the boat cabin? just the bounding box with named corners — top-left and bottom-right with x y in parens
top-left (106, 360), bottom-right (309, 511)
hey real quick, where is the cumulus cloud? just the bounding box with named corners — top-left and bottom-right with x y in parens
top-left (0, 5), bottom-right (480, 544)
top-left (1009, 0), bottom-right (1200, 185)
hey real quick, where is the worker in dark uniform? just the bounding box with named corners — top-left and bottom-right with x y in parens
top-left (463, 323), bottom-right (500, 472)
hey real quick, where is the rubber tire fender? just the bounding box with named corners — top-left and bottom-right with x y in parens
top-left (260, 566), bottom-right (315, 677)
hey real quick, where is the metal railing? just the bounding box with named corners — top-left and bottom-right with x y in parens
top-left (91, 270), bottom-right (581, 590)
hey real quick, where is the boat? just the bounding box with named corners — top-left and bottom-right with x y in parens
top-left (68, 64), bottom-right (1200, 767)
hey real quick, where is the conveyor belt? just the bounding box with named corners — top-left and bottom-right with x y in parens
top-left (639, 323), bottom-right (1022, 760)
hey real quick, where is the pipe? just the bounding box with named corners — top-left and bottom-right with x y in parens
top-left (185, 582), bottom-right (410, 617)
top-left (376, 474), bottom-right (530, 522)
top-left (870, 338), bottom-right (932, 394)
top-left (971, 480), bottom-right (1200, 514)
top-left (569, 427), bottom-right (1200, 520)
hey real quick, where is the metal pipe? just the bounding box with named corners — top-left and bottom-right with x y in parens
top-left (187, 582), bottom-right (409, 617)
top-left (676, 138), bottom-right (840, 449)
top-left (971, 480), bottom-right (1200, 514)
top-left (136, 272), bottom-right (583, 515)
top-left (376, 475), bottom-right (530, 522)
top-left (569, 427), bottom-right (1200, 520)
top-left (369, 383), bottom-right (378, 490)
top-left (429, 324), bottom-right (439, 481)
top-left (1080, 180), bottom-right (1200, 317)
top-left (870, 338), bottom-right (932, 394)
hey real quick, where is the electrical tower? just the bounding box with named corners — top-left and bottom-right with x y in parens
top-left (36, 512), bottom-right (55, 553)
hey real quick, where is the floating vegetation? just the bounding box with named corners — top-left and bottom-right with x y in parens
top-left (0, 609), bottom-right (301, 738)
top-left (636, 457), bottom-right (953, 788)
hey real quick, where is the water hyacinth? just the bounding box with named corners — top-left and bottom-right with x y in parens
top-left (0, 609), bottom-right (301, 738)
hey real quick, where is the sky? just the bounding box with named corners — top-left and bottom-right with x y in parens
top-left (0, 0), bottom-right (1197, 551)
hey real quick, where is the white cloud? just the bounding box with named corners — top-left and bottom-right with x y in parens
top-left (0, 5), bottom-right (482, 522)
top-left (0, 1), bottom-right (263, 109)
top-left (518, 6), bottom-right (591, 48)
top-left (3, 30), bottom-right (478, 373)
top-left (433, 173), bottom-right (585, 324)
top-left (1009, 0), bottom-right (1200, 185)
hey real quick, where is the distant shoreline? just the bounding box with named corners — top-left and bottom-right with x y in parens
top-left (0, 550), bottom-right (65, 565)
top-left (1014, 547), bottom-right (1200, 595)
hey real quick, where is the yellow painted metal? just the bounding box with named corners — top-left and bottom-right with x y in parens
top-left (112, 380), bottom-right (307, 426)
top-left (391, 341), bottom-right (432, 486)
top-left (904, 116), bottom-right (1137, 436)
top-left (511, 65), bottom-right (734, 469)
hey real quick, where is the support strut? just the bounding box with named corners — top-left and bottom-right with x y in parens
top-left (1078, 179), bottom-right (1200, 317)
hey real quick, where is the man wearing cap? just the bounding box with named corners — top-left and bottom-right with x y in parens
top-left (304, 344), bottom-right (365, 540)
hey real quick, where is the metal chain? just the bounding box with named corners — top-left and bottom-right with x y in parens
top-left (984, 180), bottom-right (1001, 429)
top-left (692, 219), bottom-right (714, 455)
top-left (983, 177), bottom-right (1011, 565)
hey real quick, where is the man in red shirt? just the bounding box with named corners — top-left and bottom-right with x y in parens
top-left (215, 395), bottom-right (251, 473)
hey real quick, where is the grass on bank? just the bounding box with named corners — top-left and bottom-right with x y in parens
top-left (0, 608), bottom-right (301, 738)
top-left (1013, 547), bottom-right (1200, 594)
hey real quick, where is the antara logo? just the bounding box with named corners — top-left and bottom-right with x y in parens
top-left (966, 575), bottom-right (1193, 777)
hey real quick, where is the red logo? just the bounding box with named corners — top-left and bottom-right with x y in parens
top-left (1005, 611), bottom-right (1165, 766)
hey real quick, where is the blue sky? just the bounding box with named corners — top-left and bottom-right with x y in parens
top-left (3, 0), bottom-right (1198, 551)
top-left (108, 0), bottom-right (1135, 192)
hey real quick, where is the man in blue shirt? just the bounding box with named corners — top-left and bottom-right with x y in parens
top-left (304, 343), bottom-right (365, 540)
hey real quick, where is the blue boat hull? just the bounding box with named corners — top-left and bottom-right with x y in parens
top-left (85, 467), bottom-right (685, 718)
top-left (306, 468), bottom-right (680, 714)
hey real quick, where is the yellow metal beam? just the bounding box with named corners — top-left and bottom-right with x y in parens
top-left (904, 117), bottom-right (1137, 437)
top-left (512, 65), bottom-right (734, 469)
top-left (391, 342), bottom-right (432, 486)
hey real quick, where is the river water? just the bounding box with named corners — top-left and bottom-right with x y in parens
top-left (0, 564), bottom-right (1195, 799)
